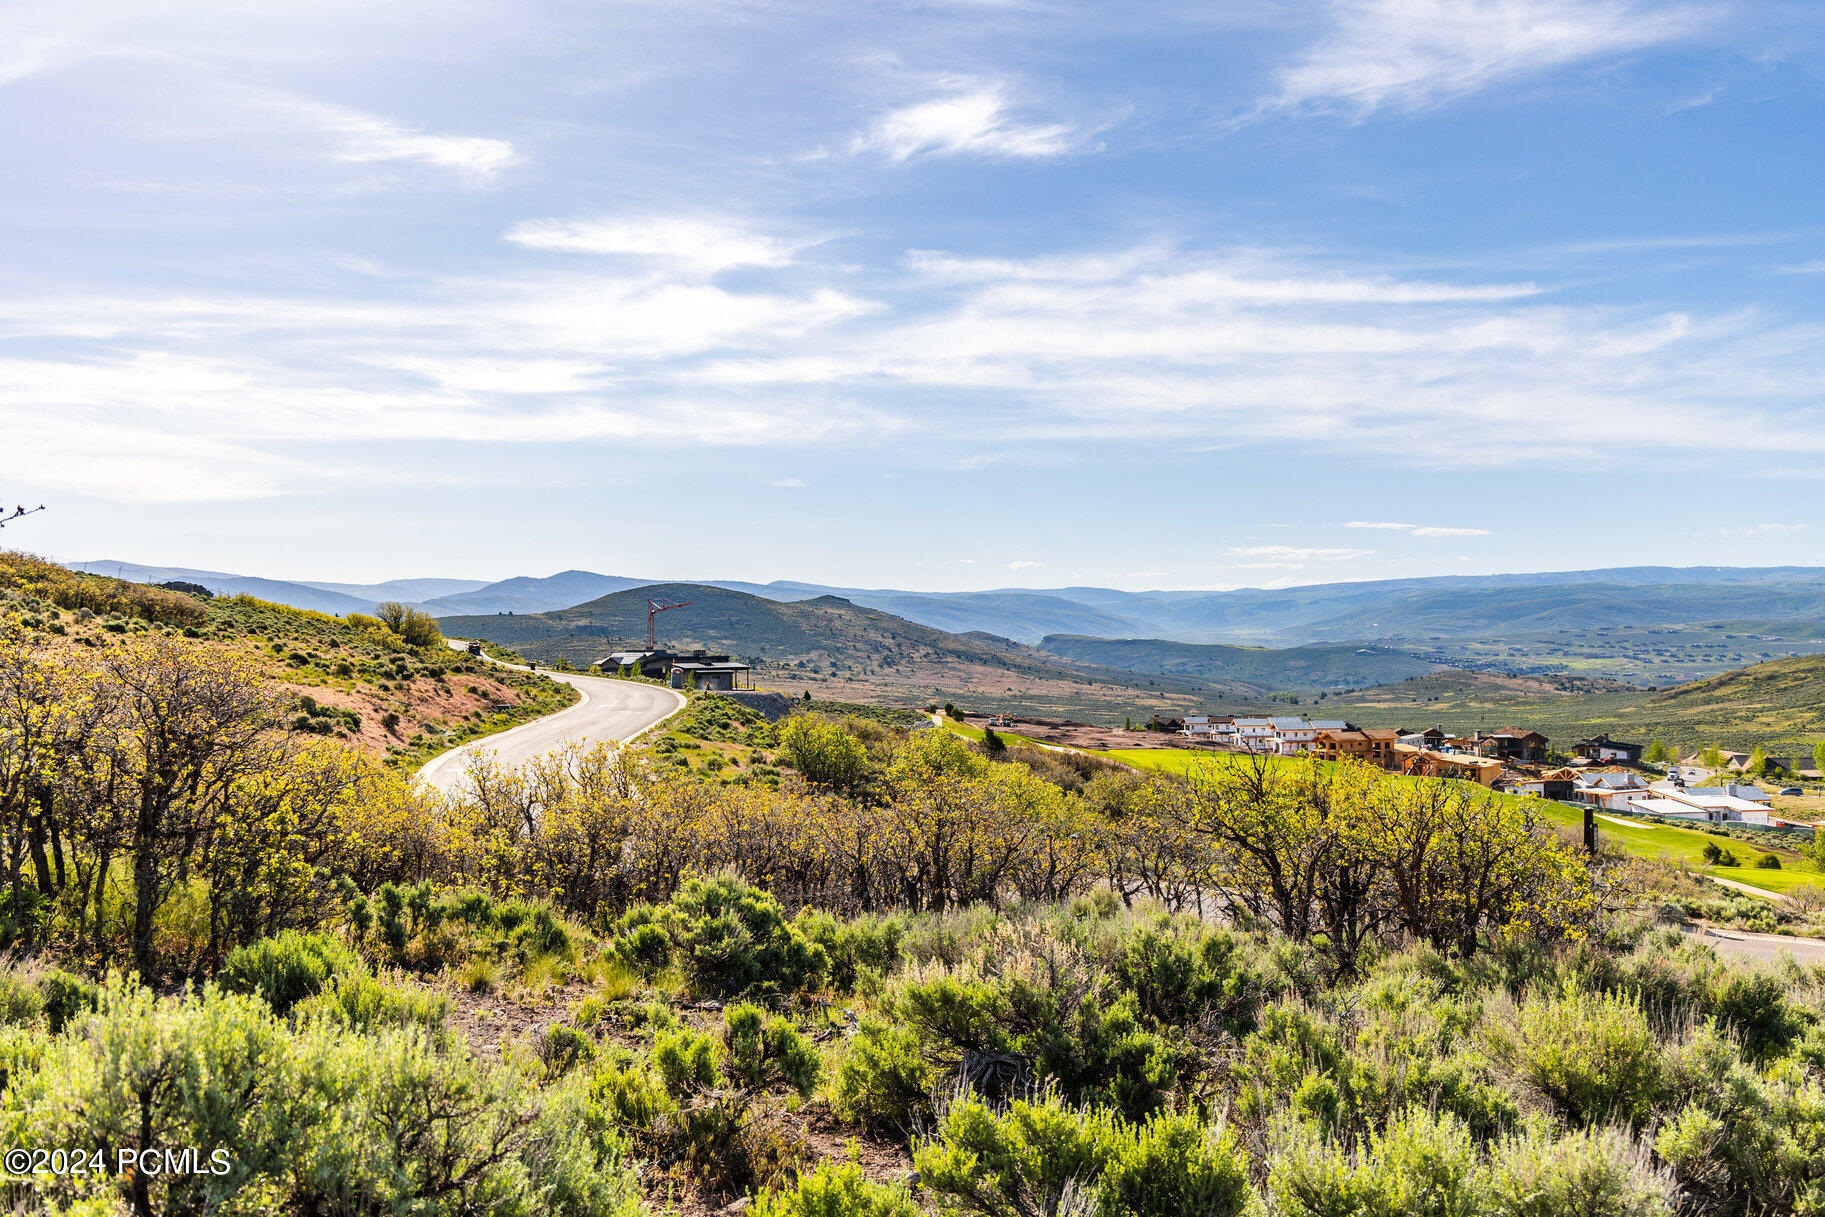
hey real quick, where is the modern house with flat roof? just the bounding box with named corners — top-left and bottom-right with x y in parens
top-left (600, 648), bottom-right (752, 692)
top-left (1573, 734), bottom-right (1643, 764)
top-left (1473, 728), bottom-right (1549, 763)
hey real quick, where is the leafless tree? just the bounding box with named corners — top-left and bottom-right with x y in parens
top-left (0, 505), bottom-right (45, 528)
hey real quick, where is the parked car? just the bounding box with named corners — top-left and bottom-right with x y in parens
top-left (1780, 787), bottom-right (1804, 796)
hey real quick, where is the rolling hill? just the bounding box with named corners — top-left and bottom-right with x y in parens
top-left (1037, 635), bottom-right (1439, 693)
top-left (1330, 654), bottom-right (1825, 756)
top-left (70, 560), bottom-right (381, 616)
top-left (420, 571), bottom-right (652, 616)
top-left (71, 558), bottom-right (1825, 682)
top-left (442, 584), bottom-right (1259, 724)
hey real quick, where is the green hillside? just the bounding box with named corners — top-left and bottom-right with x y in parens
top-left (445, 584), bottom-right (1265, 723)
top-left (1331, 656), bottom-right (1825, 755)
top-left (1039, 634), bottom-right (1438, 692)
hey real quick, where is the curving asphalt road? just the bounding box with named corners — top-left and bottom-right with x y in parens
top-left (1684, 923), bottom-right (1825, 965)
top-left (416, 642), bottom-right (685, 796)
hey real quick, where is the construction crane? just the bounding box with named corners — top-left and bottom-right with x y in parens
top-left (647, 598), bottom-right (691, 649)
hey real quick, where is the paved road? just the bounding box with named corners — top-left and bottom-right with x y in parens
top-left (417, 643), bottom-right (685, 796)
top-left (1684, 923), bottom-right (1825, 965)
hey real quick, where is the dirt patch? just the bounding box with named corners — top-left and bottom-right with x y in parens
top-left (438, 978), bottom-right (586, 1061)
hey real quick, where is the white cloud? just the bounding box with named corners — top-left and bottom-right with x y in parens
top-left (769, 477), bottom-right (809, 487)
top-left (1271, 0), bottom-right (1705, 116)
top-left (1346, 520), bottom-right (1492, 536)
top-left (8, 235), bottom-right (1825, 506)
top-left (853, 83), bottom-right (1094, 162)
top-left (1227, 546), bottom-right (1373, 561)
top-left (1718, 523), bottom-right (1807, 536)
top-left (1008, 560), bottom-right (1044, 570)
top-left (1780, 261), bottom-right (1825, 275)
top-left (332, 114), bottom-right (517, 182)
top-left (505, 217), bottom-right (800, 274)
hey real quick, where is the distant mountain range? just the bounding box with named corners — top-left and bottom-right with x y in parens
top-left (1037, 636), bottom-right (1441, 693)
top-left (441, 583), bottom-right (1246, 722)
top-left (75, 560), bottom-right (1825, 649)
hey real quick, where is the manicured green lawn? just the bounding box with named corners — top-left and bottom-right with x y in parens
top-left (1532, 802), bottom-right (1819, 894)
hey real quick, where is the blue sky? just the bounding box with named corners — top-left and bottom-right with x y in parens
top-left (3, 0), bottom-right (1822, 590)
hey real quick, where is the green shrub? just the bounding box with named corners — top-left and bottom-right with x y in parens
top-left (0, 973), bottom-right (45, 1026)
top-left (1110, 924), bottom-right (1265, 1036)
top-left (5, 977), bottom-right (295, 1212)
top-left (615, 876), bottom-right (827, 998)
top-left (38, 969), bottom-right (98, 1033)
top-left (1269, 1107), bottom-right (1481, 1217)
top-left (839, 946), bottom-right (1191, 1127)
top-left (916, 1092), bottom-right (1250, 1217)
top-left (834, 1017), bottom-right (935, 1128)
top-left (753, 1161), bottom-right (920, 1217)
top-left (293, 973), bottom-right (449, 1039)
top-left (653, 1027), bottom-right (721, 1096)
top-left (794, 909), bottom-right (906, 993)
top-left (518, 1070), bottom-right (646, 1217)
top-left (1489, 1124), bottom-right (1676, 1217)
top-left (1485, 988), bottom-right (1663, 1127)
top-left (588, 1061), bottom-right (679, 1134)
top-left (538, 1023), bottom-right (598, 1080)
top-left (1702, 970), bottom-right (1804, 1061)
top-left (724, 1002), bottom-right (821, 1097)
top-left (222, 930), bottom-right (364, 1015)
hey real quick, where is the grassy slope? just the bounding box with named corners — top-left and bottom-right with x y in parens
top-left (1330, 655), bottom-right (1825, 754)
top-left (445, 583), bottom-right (1269, 726)
top-left (0, 557), bottom-right (577, 769)
top-left (1037, 635), bottom-right (1438, 693)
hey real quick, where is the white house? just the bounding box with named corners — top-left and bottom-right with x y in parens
top-left (1575, 771), bottom-right (1651, 811)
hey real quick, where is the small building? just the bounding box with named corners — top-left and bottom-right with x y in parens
top-left (1315, 727), bottom-right (1400, 768)
top-left (1632, 781), bottom-right (1774, 825)
top-left (1504, 766), bottom-right (1579, 800)
top-left (1395, 745), bottom-right (1501, 786)
top-left (1181, 714), bottom-right (1235, 740)
top-left (1474, 728), bottom-right (1549, 763)
top-left (1399, 726), bottom-right (1448, 750)
top-left (1574, 770), bottom-right (1650, 811)
top-left (1573, 734), bottom-right (1643, 764)
top-left (598, 649), bottom-right (752, 692)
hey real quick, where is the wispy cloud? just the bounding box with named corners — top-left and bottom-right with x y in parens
top-left (851, 82), bottom-right (1098, 162)
top-left (1779, 260), bottom-right (1825, 275)
top-left (1008, 559), bottom-right (1044, 570)
top-left (1717, 523), bottom-right (1808, 536)
top-left (1269, 0), bottom-right (1706, 117)
top-left (1227, 546), bottom-right (1373, 561)
top-left (325, 106), bottom-right (517, 182)
top-left (505, 216), bottom-right (801, 274)
top-left (1346, 521), bottom-right (1492, 536)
